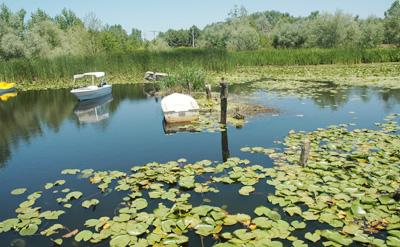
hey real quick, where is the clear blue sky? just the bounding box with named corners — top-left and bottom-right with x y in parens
top-left (3, 0), bottom-right (395, 38)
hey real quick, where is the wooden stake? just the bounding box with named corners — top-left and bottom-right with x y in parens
top-left (220, 78), bottom-right (228, 125)
top-left (205, 84), bottom-right (212, 100)
top-left (187, 81), bottom-right (192, 95)
top-left (299, 139), bottom-right (310, 167)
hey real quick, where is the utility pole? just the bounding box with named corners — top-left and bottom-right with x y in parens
top-left (150, 30), bottom-right (160, 40)
top-left (192, 28), bottom-right (195, 48)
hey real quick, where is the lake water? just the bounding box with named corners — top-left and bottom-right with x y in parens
top-left (1, 84), bottom-right (399, 246)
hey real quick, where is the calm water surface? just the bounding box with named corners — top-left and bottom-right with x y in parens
top-left (1, 84), bottom-right (400, 246)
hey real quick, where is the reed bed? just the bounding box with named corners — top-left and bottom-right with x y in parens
top-left (0, 48), bottom-right (399, 88)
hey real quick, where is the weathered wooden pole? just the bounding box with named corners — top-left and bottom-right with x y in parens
top-left (394, 187), bottom-right (400, 201)
top-left (220, 78), bottom-right (228, 125)
top-left (205, 84), bottom-right (212, 100)
top-left (299, 139), bottom-right (311, 167)
top-left (187, 81), bottom-right (193, 95)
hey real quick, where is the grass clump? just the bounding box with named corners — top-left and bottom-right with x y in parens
top-left (159, 66), bottom-right (206, 92)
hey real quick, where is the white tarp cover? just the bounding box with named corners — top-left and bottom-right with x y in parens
top-left (74, 72), bottom-right (105, 79)
top-left (161, 93), bottom-right (199, 113)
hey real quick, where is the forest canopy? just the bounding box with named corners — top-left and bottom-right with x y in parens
top-left (0, 1), bottom-right (399, 60)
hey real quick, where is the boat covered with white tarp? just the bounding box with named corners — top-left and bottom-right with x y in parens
top-left (161, 93), bottom-right (200, 123)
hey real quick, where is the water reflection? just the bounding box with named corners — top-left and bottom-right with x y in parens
top-left (0, 90), bottom-right (75, 166)
top-left (162, 120), bottom-right (199, 134)
top-left (0, 92), bottom-right (17, 102)
top-left (0, 84), bottom-right (149, 167)
top-left (73, 95), bottom-right (113, 124)
top-left (221, 129), bottom-right (230, 162)
top-left (1, 83), bottom-right (400, 168)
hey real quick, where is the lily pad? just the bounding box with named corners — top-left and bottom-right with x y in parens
top-left (132, 198), bottom-right (148, 210)
top-left (238, 186), bottom-right (255, 196)
top-left (82, 199), bottom-right (99, 208)
top-left (178, 176), bottom-right (195, 189)
top-left (75, 230), bottom-right (93, 242)
top-left (11, 188), bottom-right (27, 195)
top-left (65, 191), bottom-right (83, 200)
top-left (305, 232), bottom-right (321, 243)
top-left (19, 224), bottom-right (38, 236)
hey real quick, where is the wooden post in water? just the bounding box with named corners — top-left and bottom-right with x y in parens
top-left (205, 84), bottom-right (212, 100)
top-left (220, 78), bottom-right (228, 125)
top-left (394, 187), bottom-right (400, 201)
top-left (299, 139), bottom-right (311, 167)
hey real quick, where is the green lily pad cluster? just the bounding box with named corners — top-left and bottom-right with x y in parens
top-left (1, 115), bottom-right (399, 246)
top-left (242, 114), bottom-right (400, 246)
top-left (0, 190), bottom-right (65, 237)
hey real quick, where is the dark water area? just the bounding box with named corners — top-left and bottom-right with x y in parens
top-left (1, 84), bottom-right (400, 246)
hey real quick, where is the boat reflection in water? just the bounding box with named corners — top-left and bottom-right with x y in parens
top-left (73, 94), bottom-right (113, 124)
top-left (162, 119), bottom-right (200, 135)
top-left (0, 92), bottom-right (17, 102)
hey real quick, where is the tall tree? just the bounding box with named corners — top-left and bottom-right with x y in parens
top-left (384, 0), bottom-right (400, 46)
top-left (359, 16), bottom-right (384, 48)
top-left (28, 9), bottom-right (52, 28)
top-left (55, 8), bottom-right (83, 30)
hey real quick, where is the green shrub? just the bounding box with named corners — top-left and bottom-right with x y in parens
top-left (159, 66), bottom-right (206, 91)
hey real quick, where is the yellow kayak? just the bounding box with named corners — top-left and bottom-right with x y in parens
top-left (0, 92), bottom-right (17, 101)
top-left (0, 82), bottom-right (16, 94)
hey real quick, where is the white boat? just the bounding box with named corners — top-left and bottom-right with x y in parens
top-left (161, 93), bottom-right (200, 123)
top-left (70, 72), bottom-right (112, 101)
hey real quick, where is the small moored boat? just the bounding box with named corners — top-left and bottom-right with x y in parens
top-left (0, 82), bottom-right (16, 94)
top-left (70, 72), bottom-right (112, 101)
top-left (161, 93), bottom-right (200, 123)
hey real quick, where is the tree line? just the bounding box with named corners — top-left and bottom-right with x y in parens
top-left (0, 1), bottom-right (399, 60)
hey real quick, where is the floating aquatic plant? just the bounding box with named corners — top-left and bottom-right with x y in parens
top-left (1, 115), bottom-right (399, 246)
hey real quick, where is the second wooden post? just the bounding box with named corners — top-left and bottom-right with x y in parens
top-left (220, 78), bottom-right (228, 125)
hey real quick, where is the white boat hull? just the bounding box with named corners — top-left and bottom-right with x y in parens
top-left (71, 85), bottom-right (112, 101)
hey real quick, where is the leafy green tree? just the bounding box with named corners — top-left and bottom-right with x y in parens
top-left (98, 24), bottom-right (128, 52)
top-left (161, 29), bottom-right (190, 47)
top-left (0, 4), bottom-right (11, 23)
top-left (126, 28), bottom-right (143, 50)
top-left (55, 8), bottom-right (83, 30)
top-left (272, 21), bottom-right (306, 48)
top-left (199, 23), bottom-right (230, 49)
top-left (305, 11), bottom-right (361, 48)
top-left (28, 9), bottom-right (52, 28)
top-left (384, 0), bottom-right (400, 46)
top-left (359, 16), bottom-right (384, 48)
top-left (1, 33), bottom-right (26, 58)
top-left (227, 24), bottom-right (260, 50)
top-left (25, 20), bottom-right (63, 58)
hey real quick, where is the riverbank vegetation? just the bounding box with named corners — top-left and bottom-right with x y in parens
top-left (0, 1), bottom-right (399, 60)
top-left (0, 2), bottom-right (400, 89)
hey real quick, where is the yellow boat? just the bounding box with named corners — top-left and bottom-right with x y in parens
top-left (0, 82), bottom-right (16, 94)
top-left (0, 92), bottom-right (17, 101)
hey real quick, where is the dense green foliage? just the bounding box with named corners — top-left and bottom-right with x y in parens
top-left (1, 48), bottom-right (399, 86)
top-left (0, 1), bottom-right (399, 62)
top-left (0, 5), bottom-right (144, 60)
top-left (160, 2), bottom-right (400, 50)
